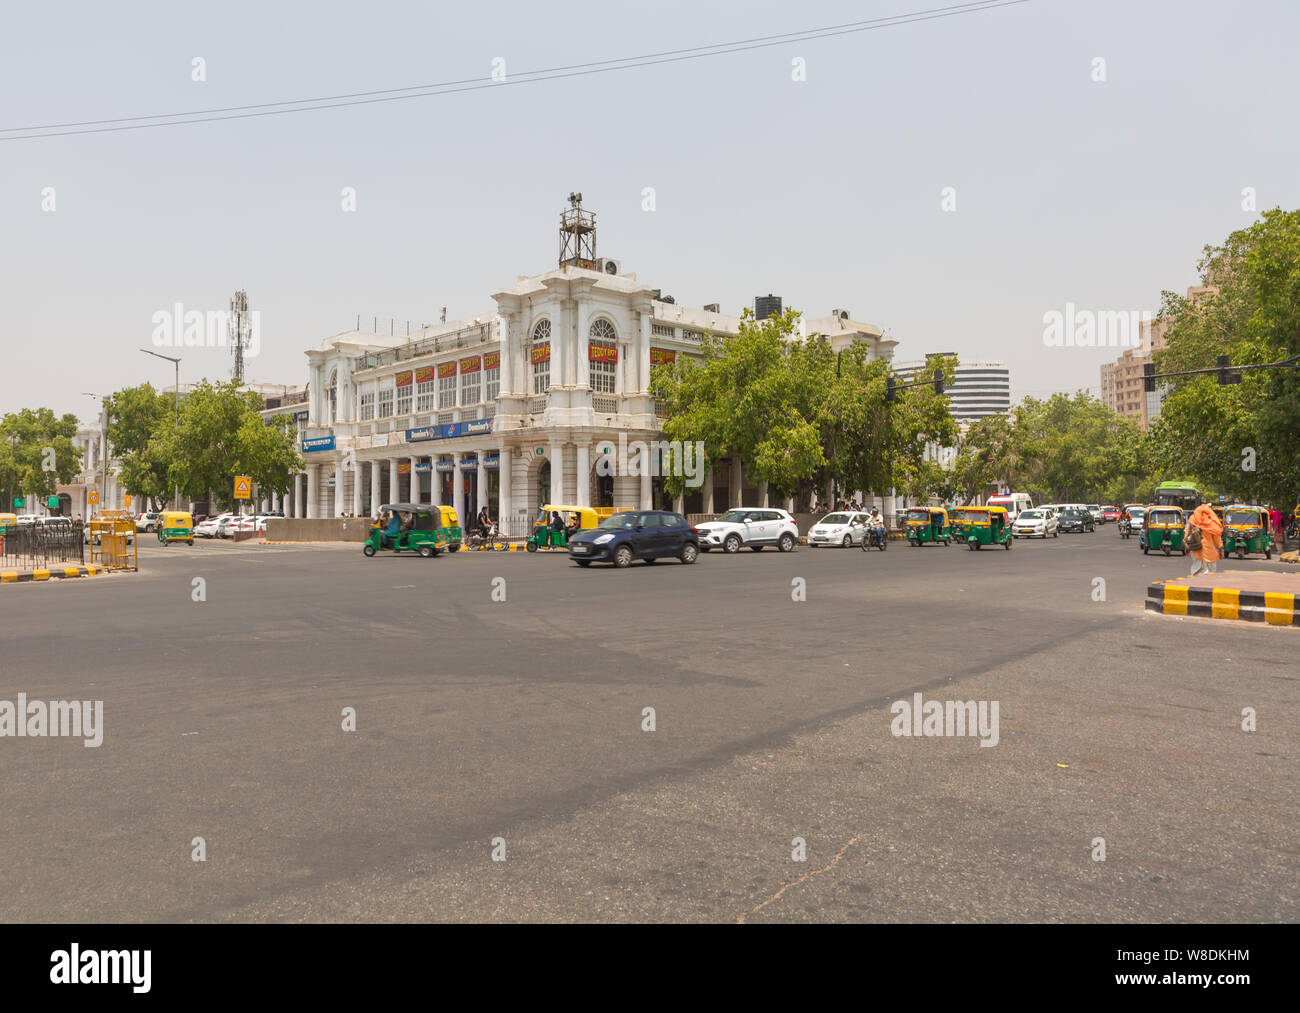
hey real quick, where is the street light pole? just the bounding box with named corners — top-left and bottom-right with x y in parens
top-left (140, 349), bottom-right (182, 510)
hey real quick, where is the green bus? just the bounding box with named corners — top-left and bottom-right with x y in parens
top-left (1153, 482), bottom-right (1202, 512)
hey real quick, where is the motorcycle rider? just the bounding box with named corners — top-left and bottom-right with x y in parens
top-left (868, 507), bottom-right (886, 548)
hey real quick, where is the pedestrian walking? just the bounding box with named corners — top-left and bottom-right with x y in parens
top-left (1184, 503), bottom-right (1223, 575)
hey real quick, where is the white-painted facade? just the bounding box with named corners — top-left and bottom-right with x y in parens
top-left (284, 262), bottom-right (897, 532)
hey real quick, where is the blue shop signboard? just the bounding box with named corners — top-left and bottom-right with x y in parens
top-left (302, 435), bottom-right (336, 453)
top-left (405, 418), bottom-right (494, 443)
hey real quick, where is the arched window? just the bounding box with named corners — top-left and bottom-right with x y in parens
top-left (588, 318), bottom-right (618, 394)
top-left (531, 320), bottom-right (551, 394)
top-left (328, 370), bottom-right (338, 422)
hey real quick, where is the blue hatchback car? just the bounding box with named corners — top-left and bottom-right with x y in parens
top-left (567, 510), bottom-right (700, 568)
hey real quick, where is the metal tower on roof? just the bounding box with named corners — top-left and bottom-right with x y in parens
top-left (559, 192), bottom-right (597, 270)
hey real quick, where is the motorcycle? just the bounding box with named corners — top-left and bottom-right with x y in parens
top-left (1118, 516), bottom-right (1132, 539)
top-left (861, 525), bottom-right (887, 551)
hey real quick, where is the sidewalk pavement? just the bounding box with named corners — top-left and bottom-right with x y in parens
top-left (1146, 569), bottom-right (1300, 625)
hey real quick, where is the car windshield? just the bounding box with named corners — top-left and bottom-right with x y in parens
top-left (713, 510), bottom-right (748, 523)
top-left (1129, 508), bottom-right (1146, 518)
top-left (1019, 510), bottom-right (1043, 520)
top-left (597, 511), bottom-right (639, 530)
top-left (821, 513), bottom-right (852, 525)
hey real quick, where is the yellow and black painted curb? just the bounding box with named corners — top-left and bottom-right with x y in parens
top-left (1145, 578), bottom-right (1300, 626)
top-left (0, 564), bottom-right (104, 585)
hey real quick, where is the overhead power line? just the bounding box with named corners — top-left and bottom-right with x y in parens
top-left (1, 0), bottom-right (1031, 142)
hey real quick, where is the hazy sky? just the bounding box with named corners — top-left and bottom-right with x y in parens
top-left (3, 0), bottom-right (1297, 427)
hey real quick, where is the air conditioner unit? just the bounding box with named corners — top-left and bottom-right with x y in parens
top-left (598, 258), bottom-right (621, 276)
top-left (832, 308), bottom-right (851, 320)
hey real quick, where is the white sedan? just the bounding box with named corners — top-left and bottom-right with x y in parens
top-left (195, 515), bottom-right (229, 538)
top-left (1014, 508), bottom-right (1058, 539)
top-left (808, 511), bottom-right (873, 547)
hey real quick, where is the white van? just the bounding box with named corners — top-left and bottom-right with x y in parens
top-left (987, 493), bottom-right (1033, 524)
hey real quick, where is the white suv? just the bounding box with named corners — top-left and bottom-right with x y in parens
top-left (696, 508), bottom-right (799, 553)
top-left (135, 512), bottom-right (160, 533)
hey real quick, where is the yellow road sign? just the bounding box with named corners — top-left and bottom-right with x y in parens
top-left (124, 494), bottom-right (132, 507)
top-left (234, 476), bottom-right (252, 500)
top-left (89, 491), bottom-right (99, 505)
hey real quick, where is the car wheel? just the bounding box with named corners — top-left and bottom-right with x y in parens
top-left (842, 534), bottom-right (852, 548)
top-left (1004, 538), bottom-right (1012, 550)
top-left (680, 542), bottom-right (698, 564)
top-left (419, 545), bottom-right (433, 558)
top-left (969, 541), bottom-right (975, 551)
top-left (613, 545), bottom-right (633, 568)
top-left (723, 534), bottom-right (741, 553)
top-left (778, 533), bottom-right (794, 552)
top-left (526, 541), bottom-right (537, 553)
top-left (363, 544), bottom-right (376, 557)
top-left (1053, 530), bottom-right (1058, 538)
top-left (448, 545), bottom-right (459, 553)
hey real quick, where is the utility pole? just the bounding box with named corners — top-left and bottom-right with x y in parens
top-left (140, 349), bottom-right (182, 509)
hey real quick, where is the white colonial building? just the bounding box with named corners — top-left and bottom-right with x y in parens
top-left (276, 198), bottom-right (897, 532)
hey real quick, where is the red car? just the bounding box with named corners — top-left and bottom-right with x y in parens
top-left (1102, 505), bottom-right (1119, 522)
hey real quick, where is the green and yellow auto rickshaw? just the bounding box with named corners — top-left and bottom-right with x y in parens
top-left (157, 510), bottom-right (194, 546)
top-left (1141, 506), bottom-right (1186, 555)
top-left (947, 508), bottom-right (971, 544)
top-left (1221, 505), bottom-right (1272, 560)
top-left (363, 504), bottom-right (447, 558)
top-left (438, 505), bottom-right (462, 552)
top-left (0, 512), bottom-right (16, 535)
top-left (962, 506), bottom-right (1012, 550)
top-left (905, 506), bottom-right (951, 547)
top-left (527, 505), bottom-right (602, 551)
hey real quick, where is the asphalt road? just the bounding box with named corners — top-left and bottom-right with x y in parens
top-left (2, 528), bottom-right (1295, 922)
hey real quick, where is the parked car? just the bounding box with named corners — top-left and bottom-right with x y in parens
top-left (567, 509), bottom-right (699, 567)
top-left (695, 508), bottom-right (799, 553)
top-left (1013, 508), bottom-right (1058, 539)
top-left (215, 515), bottom-right (240, 539)
top-left (195, 514), bottom-right (229, 538)
top-left (808, 511), bottom-right (871, 547)
top-left (1087, 504), bottom-right (1104, 523)
top-left (15, 514), bottom-right (42, 527)
top-left (1058, 507), bottom-right (1095, 533)
top-left (135, 512), bottom-right (160, 533)
top-left (1101, 505), bottom-right (1119, 523)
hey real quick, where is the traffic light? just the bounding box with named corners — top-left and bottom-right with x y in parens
top-left (886, 375), bottom-right (897, 402)
top-left (933, 368), bottom-right (944, 396)
top-left (1143, 362), bottom-right (1155, 393)
top-left (1216, 354), bottom-right (1241, 385)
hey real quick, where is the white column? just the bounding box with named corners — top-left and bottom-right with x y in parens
top-left (453, 453), bottom-right (465, 522)
top-left (638, 313), bottom-right (652, 392)
top-left (369, 461), bottom-right (380, 516)
top-left (499, 319), bottom-right (513, 396)
top-left (389, 458), bottom-right (399, 505)
top-left (432, 460), bottom-right (443, 506)
top-left (575, 443), bottom-right (589, 507)
top-left (476, 454), bottom-right (488, 518)
top-left (333, 463), bottom-right (344, 516)
top-left (410, 455), bottom-right (420, 503)
top-left (639, 464), bottom-right (652, 510)
top-left (578, 325), bottom-right (590, 389)
top-left (351, 462), bottom-right (362, 516)
top-left (498, 445), bottom-right (511, 534)
top-left (549, 444), bottom-right (564, 504)
top-left (306, 466), bottom-right (318, 518)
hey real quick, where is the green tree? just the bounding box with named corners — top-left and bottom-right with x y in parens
top-left (1150, 207), bottom-right (1300, 507)
top-left (0, 408), bottom-right (83, 510)
top-left (104, 384), bottom-right (172, 510)
top-left (155, 380), bottom-right (301, 510)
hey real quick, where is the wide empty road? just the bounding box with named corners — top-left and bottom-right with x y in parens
top-left (2, 531), bottom-right (1295, 921)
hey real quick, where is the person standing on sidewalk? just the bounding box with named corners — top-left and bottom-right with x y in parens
top-left (1185, 503), bottom-right (1224, 575)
